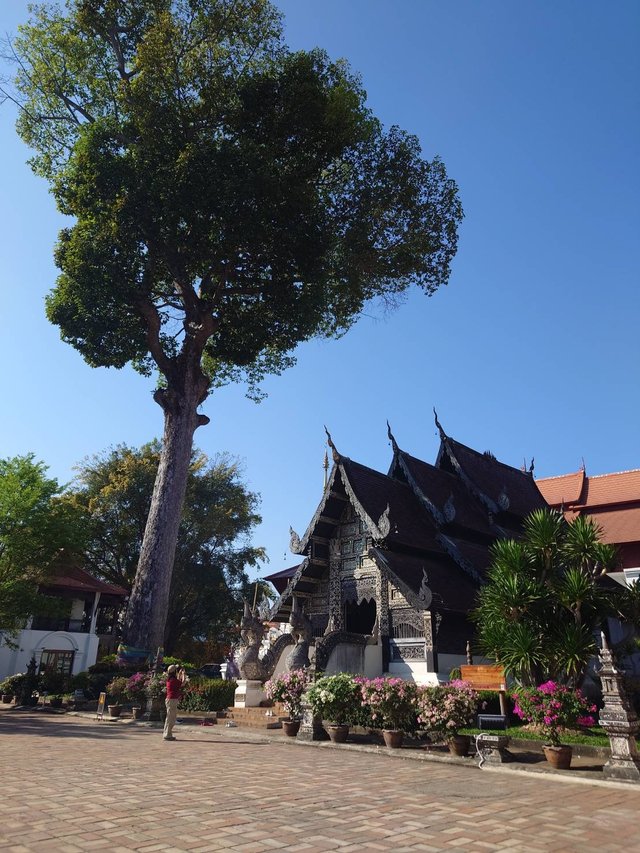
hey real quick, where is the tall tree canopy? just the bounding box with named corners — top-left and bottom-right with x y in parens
top-left (473, 509), bottom-right (623, 686)
top-left (5, 0), bottom-right (463, 650)
top-left (66, 443), bottom-right (265, 654)
top-left (0, 455), bottom-right (84, 645)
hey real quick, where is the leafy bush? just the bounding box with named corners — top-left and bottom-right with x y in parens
top-left (179, 678), bottom-right (237, 712)
top-left (306, 673), bottom-right (359, 725)
top-left (162, 656), bottom-right (195, 670)
top-left (0, 673), bottom-right (26, 695)
top-left (70, 672), bottom-right (89, 691)
top-left (38, 670), bottom-right (70, 695)
top-left (145, 673), bottom-right (167, 700)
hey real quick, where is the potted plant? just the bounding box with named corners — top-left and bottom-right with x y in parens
top-left (513, 681), bottom-right (597, 769)
top-left (307, 673), bottom-right (358, 742)
top-left (126, 672), bottom-right (149, 718)
top-left (264, 669), bottom-right (310, 736)
top-left (357, 676), bottom-right (419, 748)
top-left (417, 680), bottom-right (479, 756)
top-left (106, 676), bottom-right (129, 717)
top-left (145, 672), bottom-right (166, 720)
top-left (48, 694), bottom-right (63, 708)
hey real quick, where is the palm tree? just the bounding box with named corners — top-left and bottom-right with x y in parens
top-left (473, 509), bottom-right (618, 686)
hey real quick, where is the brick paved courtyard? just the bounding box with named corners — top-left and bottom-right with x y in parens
top-left (1, 711), bottom-right (639, 852)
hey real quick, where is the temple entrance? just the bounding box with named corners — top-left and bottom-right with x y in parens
top-left (345, 598), bottom-right (376, 635)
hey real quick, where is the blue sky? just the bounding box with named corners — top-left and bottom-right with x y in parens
top-left (1, 1), bottom-right (638, 580)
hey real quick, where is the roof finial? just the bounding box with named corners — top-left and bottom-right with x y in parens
top-left (433, 407), bottom-right (446, 440)
top-left (387, 420), bottom-right (399, 453)
top-left (323, 449), bottom-right (329, 488)
top-left (581, 457), bottom-right (586, 473)
top-left (324, 425), bottom-right (341, 463)
top-left (529, 457), bottom-right (535, 475)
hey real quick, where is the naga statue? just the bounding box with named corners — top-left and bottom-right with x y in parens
top-left (237, 600), bottom-right (294, 682)
top-left (285, 596), bottom-right (314, 671)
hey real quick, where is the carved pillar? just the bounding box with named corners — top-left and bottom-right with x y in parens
top-left (597, 637), bottom-right (640, 783)
top-left (328, 539), bottom-right (343, 631)
top-left (378, 573), bottom-right (390, 671)
top-left (423, 611), bottom-right (439, 673)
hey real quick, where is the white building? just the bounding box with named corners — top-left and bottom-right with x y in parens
top-left (0, 565), bottom-right (127, 680)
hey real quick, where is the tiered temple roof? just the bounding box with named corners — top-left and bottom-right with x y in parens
top-left (266, 416), bottom-right (547, 620)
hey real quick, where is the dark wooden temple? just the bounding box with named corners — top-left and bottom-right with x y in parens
top-left (265, 415), bottom-right (547, 682)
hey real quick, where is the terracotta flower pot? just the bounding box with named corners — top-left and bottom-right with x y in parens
top-left (108, 704), bottom-right (122, 718)
top-left (327, 724), bottom-right (349, 743)
top-left (448, 735), bottom-right (471, 757)
top-left (543, 744), bottom-right (573, 770)
top-left (282, 719), bottom-right (301, 737)
top-left (382, 729), bottom-right (404, 749)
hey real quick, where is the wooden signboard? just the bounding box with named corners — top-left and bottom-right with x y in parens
top-left (96, 691), bottom-right (106, 720)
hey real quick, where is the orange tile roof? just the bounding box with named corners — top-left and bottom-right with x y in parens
top-left (536, 470), bottom-right (585, 506)
top-left (582, 507), bottom-right (640, 545)
top-left (581, 470), bottom-right (640, 507)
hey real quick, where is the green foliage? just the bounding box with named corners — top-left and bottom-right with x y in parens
top-left (179, 678), bottom-right (237, 712)
top-left (306, 673), bottom-right (359, 725)
top-left (0, 674), bottom-right (27, 696)
top-left (39, 670), bottom-right (71, 696)
top-left (0, 454), bottom-right (85, 644)
top-left (67, 442), bottom-right (264, 652)
top-left (473, 509), bottom-right (620, 686)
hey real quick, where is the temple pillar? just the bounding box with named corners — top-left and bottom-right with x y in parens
top-left (423, 611), bottom-right (439, 673)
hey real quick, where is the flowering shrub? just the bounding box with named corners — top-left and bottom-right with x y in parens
top-left (356, 677), bottom-right (419, 732)
top-left (145, 673), bottom-right (167, 700)
top-left (417, 680), bottom-right (479, 737)
top-left (264, 669), bottom-right (310, 720)
top-left (105, 676), bottom-right (129, 703)
top-left (513, 681), bottom-right (597, 747)
top-left (125, 672), bottom-right (149, 704)
top-left (306, 673), bottom-right (358, 725)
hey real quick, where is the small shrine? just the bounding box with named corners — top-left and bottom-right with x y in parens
top-left (237, 414), bottom-right (546, 699)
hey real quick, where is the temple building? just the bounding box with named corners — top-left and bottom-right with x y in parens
top-left (265, 415), bottom-right (547, 683)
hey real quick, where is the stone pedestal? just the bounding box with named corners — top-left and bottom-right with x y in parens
top-left (234, 679), bottom-right (265, 708)
top-left (475, 734), bottom-right (511, 767)
top-left (296, 699), bottom-right (329, 741)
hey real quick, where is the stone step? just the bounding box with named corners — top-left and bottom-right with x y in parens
top-left (225, 703), bottom-right (286, 729)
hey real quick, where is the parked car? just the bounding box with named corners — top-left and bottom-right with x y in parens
top-left (198, 663), bottom-right (222, 679)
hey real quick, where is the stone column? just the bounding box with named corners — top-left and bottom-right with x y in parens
top-left (597, 635), bottom-right (640, 783)
top-left (423, 611), bottom-right (439, 673)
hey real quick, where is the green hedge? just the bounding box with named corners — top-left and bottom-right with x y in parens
top-left (179, 678), bottom-right (237, 712)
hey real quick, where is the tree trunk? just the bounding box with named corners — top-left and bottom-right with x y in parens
top-left (123, 376), bottom-right (208, 651)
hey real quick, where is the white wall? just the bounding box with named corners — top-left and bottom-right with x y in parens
top-left (0, 629), bottom-right (99, 681)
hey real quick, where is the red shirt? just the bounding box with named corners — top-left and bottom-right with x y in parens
top-left (166, 675), bottom-right (183, 700)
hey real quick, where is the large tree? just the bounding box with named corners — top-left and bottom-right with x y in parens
top-left (66, 442), bottom-right (265, 654)
top-left (5, 0), bottom-right (463, 650)
top-left (0, 455), bottom-right (84, 645)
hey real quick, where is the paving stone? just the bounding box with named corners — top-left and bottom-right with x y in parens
top-left (1, 710), bottom-right (639, 852)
